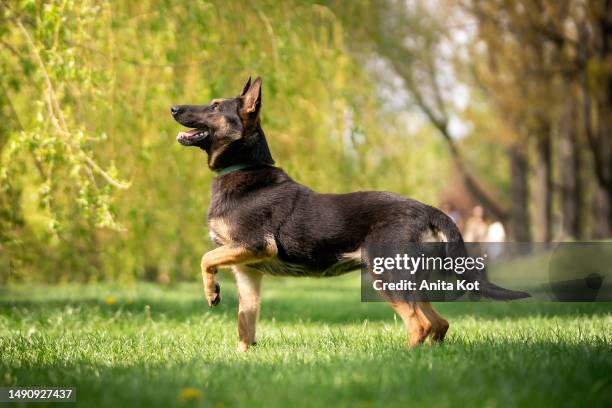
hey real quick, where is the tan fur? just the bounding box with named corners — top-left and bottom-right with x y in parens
top-left (390, 302), bottom-right (430, 348)
top-left (391, 301), bottom-right (448, 348)
top-left (205, 103), bottom-right (243, 167)
top-left (209, 218), bottom-right (233, 245)
top-left (421, 229), bottom-right (448, 243)
top-left (340, 248), bottom-right (361, 261)
top-left (200, 235), bottom-right (277, 308)
top-left (210, 98), bottom-right (228, 104)
top-left (217, 115), bottom-right (242, 140)
top-left (417, 302), bottom-right (449, 344)
top-left (234, 265), bottom-right (263, 352)
top-left (209, 144), bottom-right (232, 170)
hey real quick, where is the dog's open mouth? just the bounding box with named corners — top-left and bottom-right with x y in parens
top-left (176, 128), bottom-right (209, 146)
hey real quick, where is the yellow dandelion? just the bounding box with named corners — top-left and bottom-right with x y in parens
top-left (104, 296), bottom-right (116, 305)
top-left (178, 387), bottom-right (203, 402)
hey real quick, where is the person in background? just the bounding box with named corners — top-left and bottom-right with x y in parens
top-left (463, 205), bottom-right (488, 242)
top-left (485, 219), bottom-right (506, 260)
top-left (486, 220), bottom-right (506, 243)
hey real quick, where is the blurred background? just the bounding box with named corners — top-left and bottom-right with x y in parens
top-left (0, 0), bottom-right (610, 283)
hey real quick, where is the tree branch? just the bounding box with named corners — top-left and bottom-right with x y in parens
top-left (2, 2), bottom-right (130, 191)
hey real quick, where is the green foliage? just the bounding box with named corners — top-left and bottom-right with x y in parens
top-left (1, 279), bottom-right (611, 406)
top-left (0, 0), bottom-right (449, 282)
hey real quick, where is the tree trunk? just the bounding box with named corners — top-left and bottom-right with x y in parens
top-left (533, 125), bottom-right (553, 242)
top-left (559, 101), bottom-right (584, 239)
top-left (579, 13), bottom-right (612, 238)
top-left (592, 182), bottom-right (612, 238)
top-left (507, 144), bottom-right (531, 241)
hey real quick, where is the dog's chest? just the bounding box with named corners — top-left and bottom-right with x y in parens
top-left (208, 218), bottom-right (233, 245)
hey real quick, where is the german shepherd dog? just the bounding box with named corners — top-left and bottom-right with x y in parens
top-left (171, 77), bottom-right (528, 352)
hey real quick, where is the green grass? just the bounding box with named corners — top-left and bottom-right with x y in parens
top-left (1, 274), bottom-right (611, 407)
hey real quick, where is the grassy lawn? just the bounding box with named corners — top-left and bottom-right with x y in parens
top-left (1, 274), bottom-right (611, 407)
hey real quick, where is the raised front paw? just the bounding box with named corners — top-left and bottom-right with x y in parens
top-left (206, 282), bottom-right (221, 307)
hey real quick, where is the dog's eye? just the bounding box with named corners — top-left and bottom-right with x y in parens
top-left (211, 103), bottom-right (219, 111)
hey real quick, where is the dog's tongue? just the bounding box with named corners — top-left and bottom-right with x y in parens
top-left (176, 128), bottom-right (202, 140)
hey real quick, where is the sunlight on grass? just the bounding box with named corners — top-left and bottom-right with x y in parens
top-left (1, 277), bottom-right (611, 407)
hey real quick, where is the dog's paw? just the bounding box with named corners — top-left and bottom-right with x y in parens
top-left (206, 283), bottom-right (221, 307)
top-left (237, 341), bottom-right (256, 352)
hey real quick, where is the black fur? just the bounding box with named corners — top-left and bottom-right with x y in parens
top-left (210, 167), bottom-right (435, 270)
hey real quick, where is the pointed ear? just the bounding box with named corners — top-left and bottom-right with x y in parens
top-left (241, 76), bottom-right (262, 116)
top-left (240, 76), bottom-right (252, 96)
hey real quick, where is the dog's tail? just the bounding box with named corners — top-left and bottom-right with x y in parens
top-left (428, 211), bottom-right (530, 301)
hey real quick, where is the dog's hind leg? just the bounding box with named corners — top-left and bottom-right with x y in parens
top-left (416, 302), bottom-right (449, 345)
top-left (390, 302), bottom-right (432, 349)
top-left (234, 265), bottom-right (263, 352)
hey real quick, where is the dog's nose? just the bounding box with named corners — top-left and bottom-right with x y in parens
top-left (171, 106), bottom-right (181, 116)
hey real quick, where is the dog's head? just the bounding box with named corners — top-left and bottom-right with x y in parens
top-left (171, 76), bottom-right (273, 170)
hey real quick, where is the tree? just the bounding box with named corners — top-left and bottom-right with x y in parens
top-left (327, 0), bottom-right (510, 223)
top-left (466, 0), bottom-right (611, 240)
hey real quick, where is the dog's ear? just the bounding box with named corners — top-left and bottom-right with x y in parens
top-left (240, 76), bottom-right (262, 117)
top-left (240, 76), bottom-right (252, 96)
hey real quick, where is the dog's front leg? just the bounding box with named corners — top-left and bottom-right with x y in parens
top-left (200, 242), bottom-right (275, 307)
top-left (200, 253), bottom-right (221, 307)
top-left (234, 266), bottom-right (263, 352)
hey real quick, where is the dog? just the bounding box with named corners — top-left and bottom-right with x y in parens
top-left (171, 76), bottom-right (529, 352)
